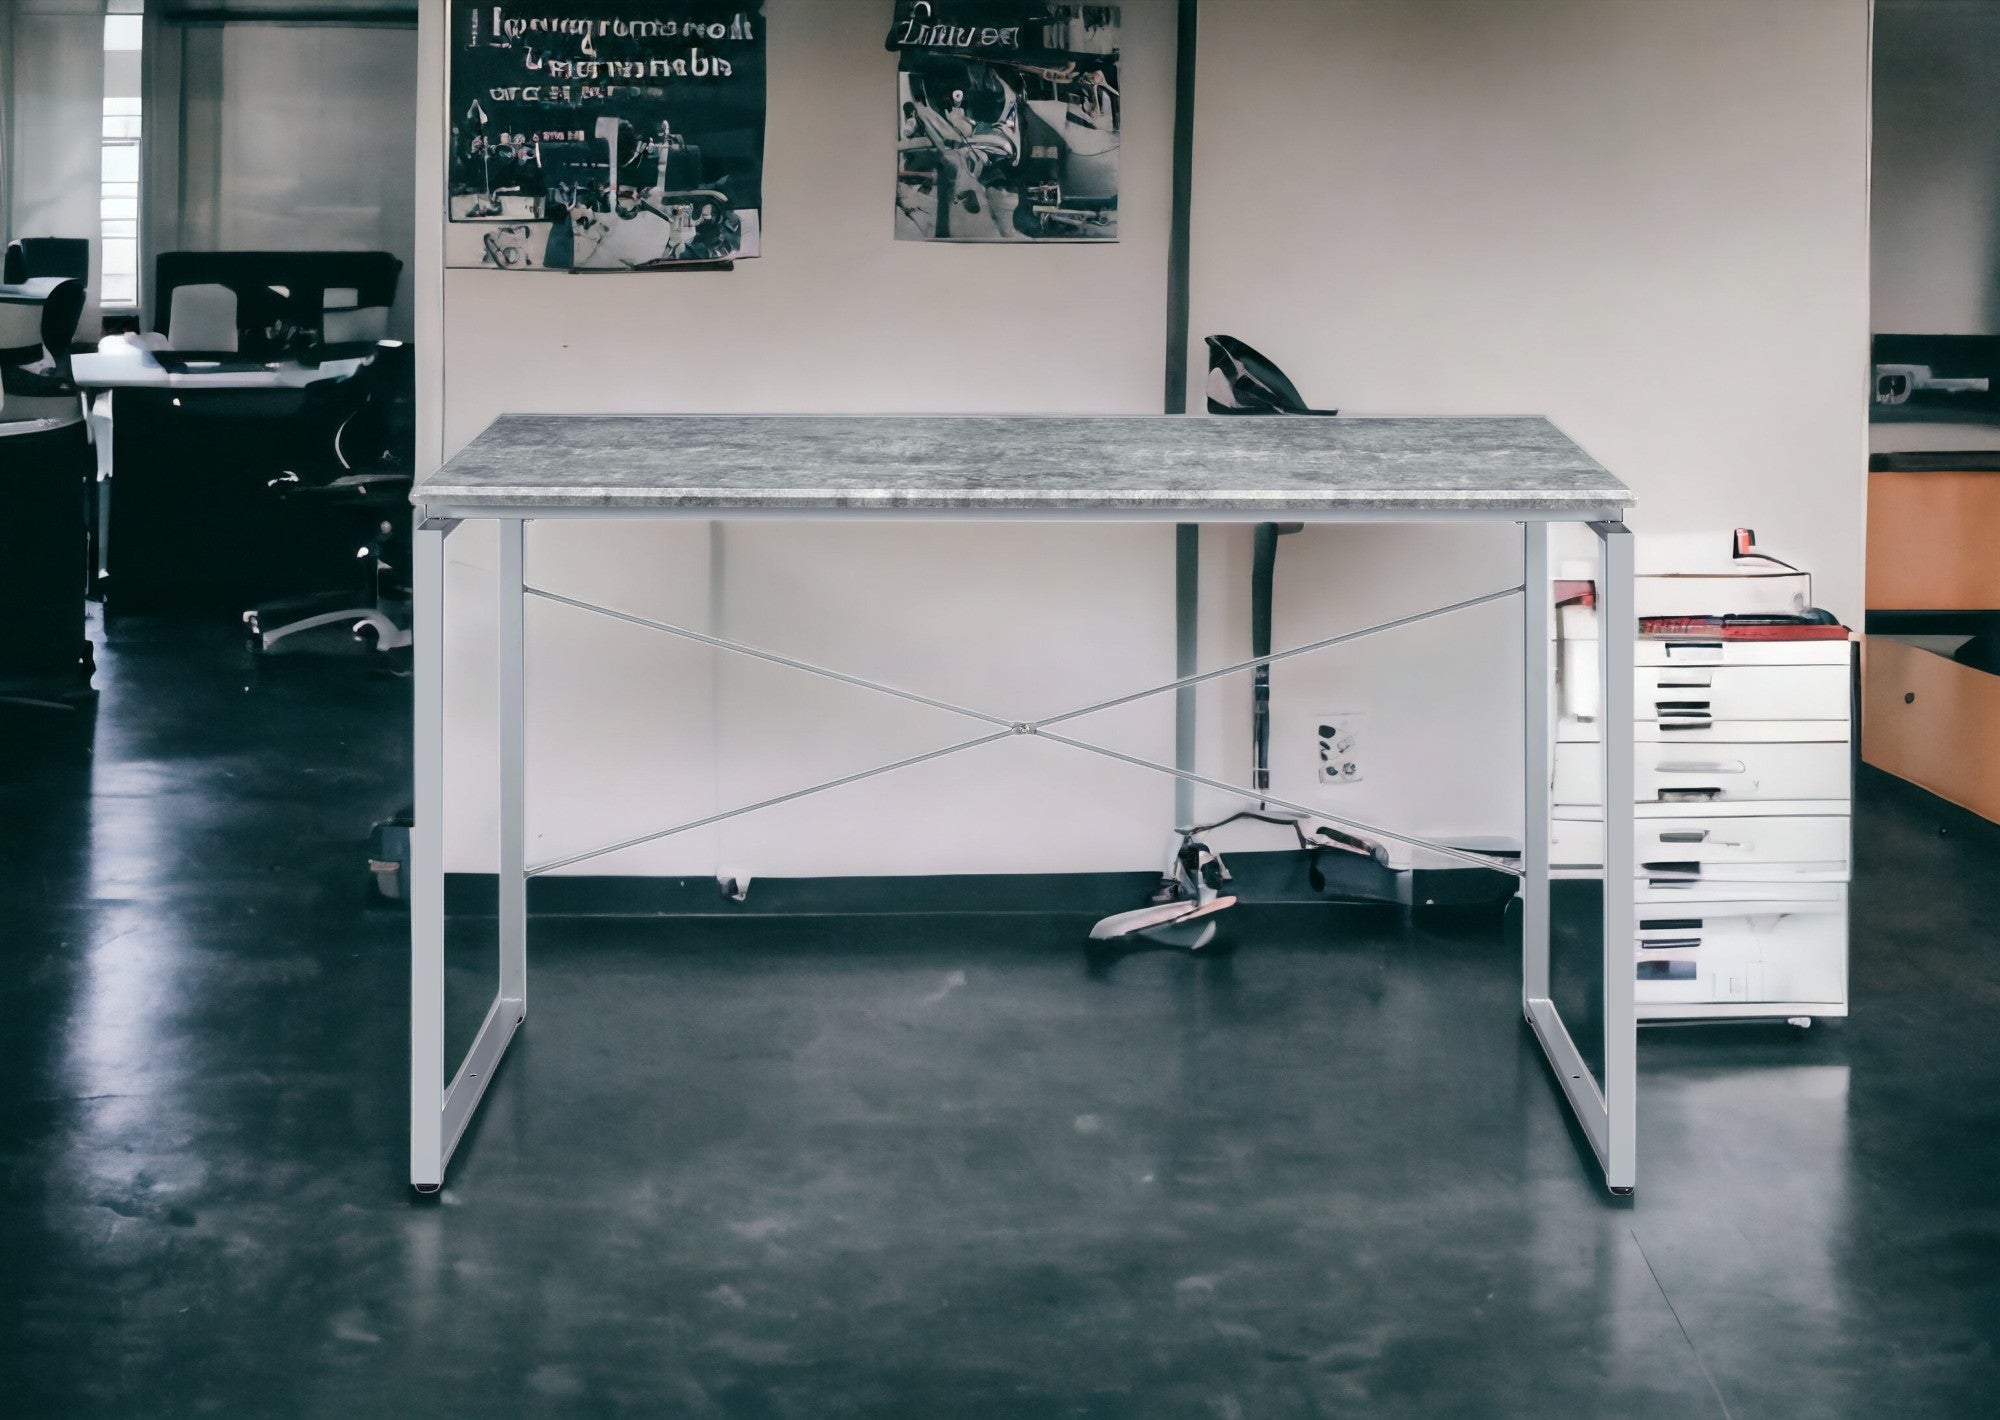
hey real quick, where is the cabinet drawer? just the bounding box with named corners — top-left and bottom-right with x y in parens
top-left (1550, 814), bottom-right (1849, 877)
top-left (1638, 875), bottom-right (1849, 903)
top-left (1638, 662), bottom-right (1848, 723)
top-left (1634, 897), bottom-right (1847, 1006)
top-left (1555, 739), bottom-right (1850, 806)
top-left (1556, 644), bottom-right (1851, 725)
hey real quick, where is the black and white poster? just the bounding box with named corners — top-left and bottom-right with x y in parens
top-left (889, 3), bottom-right (1120, 242)
top-left (446, 1), bottom-right (765, 270)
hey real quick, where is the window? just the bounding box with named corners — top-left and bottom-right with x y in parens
top-left (101, 3), bottom-right (144, 310)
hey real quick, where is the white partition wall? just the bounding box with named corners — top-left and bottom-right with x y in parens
top-left (415, 0), bottom-right (1871, 882)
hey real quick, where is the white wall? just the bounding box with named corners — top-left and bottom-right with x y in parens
top-left (1186, 0), bottom-right (1872, 853)
top-left (420, 0), bottom-right (1184, 876)
top-left (420, 0), bottom-right (1873, 878)
top-left (1873, 0), bottom-right (2000, 334)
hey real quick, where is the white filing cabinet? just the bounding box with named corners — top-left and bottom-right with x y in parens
top-left (1553, 624), bottom-right (1854, 1024)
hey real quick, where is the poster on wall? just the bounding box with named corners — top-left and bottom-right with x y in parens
top-left (445, 0), bottom-right (765, 271)
top-left (888, 2), bottom-right (1120, 242)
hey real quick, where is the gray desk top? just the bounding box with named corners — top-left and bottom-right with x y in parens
top-left (416, 414), bottom-right (1631, 516)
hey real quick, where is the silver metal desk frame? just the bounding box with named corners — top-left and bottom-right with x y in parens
top-left (409, 506), bottom-right (1636, 1196)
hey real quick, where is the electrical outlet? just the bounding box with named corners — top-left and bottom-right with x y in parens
top-left (1316, 713), bottom-right (1363, 785)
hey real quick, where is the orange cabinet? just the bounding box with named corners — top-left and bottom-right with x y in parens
top-left (1868, 470), bottom-right (2000, 610)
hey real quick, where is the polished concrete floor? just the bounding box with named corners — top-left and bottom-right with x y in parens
top-left (4, 617), bottom-right (2000, 1418)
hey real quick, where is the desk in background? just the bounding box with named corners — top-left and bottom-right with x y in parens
top-left (61, 248), bottom-right (404, 608)
top-left (69, 335), bottom-right (375, 610)
top-left (407, 413), bottom-right (1640, 1197)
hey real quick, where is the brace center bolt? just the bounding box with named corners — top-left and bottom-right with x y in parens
top-left (1012, 722), bottom-right (1034, 735)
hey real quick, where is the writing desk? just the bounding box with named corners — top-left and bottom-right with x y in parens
top-left (69, 331), bottom-right (376, 392)
top-left (67, 336), bottom-right (376, 600)
top-left (410, 413), bottom-right (1638, 1194)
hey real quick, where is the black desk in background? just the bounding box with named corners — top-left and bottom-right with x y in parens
top-left (104, 389), bottom-right (356, 613)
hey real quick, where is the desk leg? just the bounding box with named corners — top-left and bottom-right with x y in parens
top-left (1596, 520), bottom-right (1637, 1194)
top-left (411, 518), bottom-right (529, 1193)
top-left (1173, 524), bottom-right (1198, 830)
top-left (411, 520), bottom-right (448, 1192)
top-left (1522, 518), bottom-right (1636, 1195)
top-left (1521, 522), bottom-right (1551, 1011)
top-left (89, 392), bottom-right (114, 594)
top-left (499, 520), bottom-right (528, 1014)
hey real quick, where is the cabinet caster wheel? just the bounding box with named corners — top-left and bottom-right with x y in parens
top-left (353, 620), bottom-right (381, 650)
top-left (1786, 1016), bottom-right (1813, 1030)
top-left (413, 1182), bottom-right (441, 1195)
top-left (1610, 1186), bottom-right (1634, 1197)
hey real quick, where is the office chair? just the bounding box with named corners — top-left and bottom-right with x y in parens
top-left (0, 276), bottom-right (85, 395)
top-left (1088, 336), bottom-right (1380, 954)
top-left (166, 283), bottom-right (241, 351)
top-left (243, 342), bottom-right (415, 653)
top-left (0, 289), bottom-right (49, 371)
top-left (4, 237), bottom-right (90, 285)
top-left (1203, 335), bottom-right (1342, 798)
top-left (321, 290), bottom-right (390, 347)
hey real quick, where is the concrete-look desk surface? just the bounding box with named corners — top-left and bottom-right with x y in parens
top-left (415, 413), bottom-right (1631, 517)
top-left (407, 412), bottom-right (1638, 1199)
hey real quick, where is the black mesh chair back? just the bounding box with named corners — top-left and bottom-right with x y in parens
top-left (1205, 334), bottom-right (1330, 416)
top-left (1201, 334), bottom-right (1339, 798)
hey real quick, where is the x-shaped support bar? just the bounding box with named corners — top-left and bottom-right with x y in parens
top-left (524, 583), bottom-right (1527, 878)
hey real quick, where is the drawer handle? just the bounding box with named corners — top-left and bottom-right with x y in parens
top-left (1658, 787), bottom-right (1723, 801)
top-left (1657, 672), bottom-right (1713, 688)
top-left (1654, 830), bottom-right (1748, 850)
top-left (1637, 960), bottom-right (1698, 980)
top-left (1638, 937), bottom-right (1703, 951)
top-left (1665, 641), bottom-right (1725, 661)
top-left (1658, 760), bottom-right (1746, 775)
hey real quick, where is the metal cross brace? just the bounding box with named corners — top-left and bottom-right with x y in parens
top-left (522, 583), bottom-right (1527, 878)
